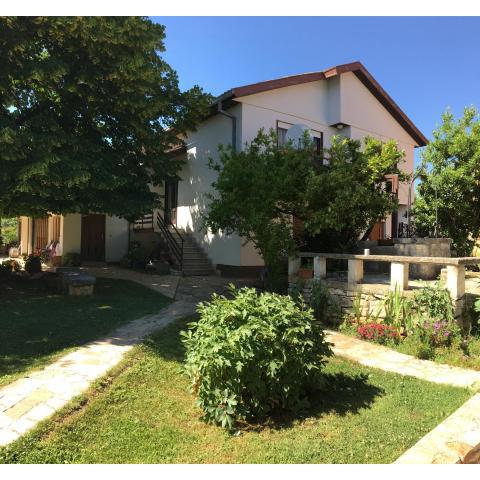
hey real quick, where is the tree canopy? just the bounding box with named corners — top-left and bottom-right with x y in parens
top-left (204, 129), bottom-right (405, 277)
top-left (414, 107), bottom-right (480, 256)
top-left (0, 16), bottom-right (211, 219)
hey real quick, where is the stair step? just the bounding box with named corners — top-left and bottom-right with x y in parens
top-left (183, 258), bottom-right (209, 263)
top-left (182, 270), bottom-right (214, 276)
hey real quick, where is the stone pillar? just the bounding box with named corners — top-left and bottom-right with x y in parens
top-left (288, 256), bottom-right (301, 278)
top-left (446, 265), bottom-right (465, 300)
top-left (314, 256), bottom-right (326, 280)
top-left (348, 259), bottom-right (363, 285)
top-left (390, 262), bottom-right (409, 291)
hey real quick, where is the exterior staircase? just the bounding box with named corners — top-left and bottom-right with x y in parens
top-left (156, 212), bottom-right (214, 276)
top-left (168, 227), bottom-right (214, 276)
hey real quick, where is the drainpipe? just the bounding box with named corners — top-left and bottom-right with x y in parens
top-left (217, 101), bottom-right (237, 151)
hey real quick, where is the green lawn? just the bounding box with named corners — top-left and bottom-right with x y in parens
top-left (0, 276), bottom-right (171, 387)
top-left (0, 317), bottom-right (471, 464)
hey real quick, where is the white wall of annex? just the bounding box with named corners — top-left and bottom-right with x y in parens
top-left (178, 104), bottom-right (243, 267)
top-left (61, 214), bottom-right (82, 255)
top-left (105, 216), bottom-right (129, 262)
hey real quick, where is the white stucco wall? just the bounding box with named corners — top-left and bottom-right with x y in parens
top-left (105, 215), bottom-right (129, 262)
top-left (238, 81), bottom-right (339, 148)
top-left (180, 72), bottom-right (420, 265)
top-left (179, 105), bottom-right (243, 267)
top-left (61, 214), bottom-right (82, 255)
top-left (19, 216), bottom-right (31, 255)
top-left (237, 76), bottom-right (416, 207)
top-left (339, 72), bottom-right (416, 206)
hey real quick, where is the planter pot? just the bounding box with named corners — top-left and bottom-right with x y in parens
top-left (298, 268), bottom-right (313, 279)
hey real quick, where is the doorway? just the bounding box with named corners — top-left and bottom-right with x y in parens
top-left (164, 180), bottom-right (178, 225)
top-left (81, 214), bottom-right (105, 261)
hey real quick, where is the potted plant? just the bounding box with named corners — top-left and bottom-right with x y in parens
top-left (298, 258), bottom-right (314, 279)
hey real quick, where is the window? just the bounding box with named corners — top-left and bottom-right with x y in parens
top-left (277, 127), bottom-right (288, 146)
top-left (313, 134), bottom-right (323, 156)
top-left (276, 121), bottom-right (324, 158)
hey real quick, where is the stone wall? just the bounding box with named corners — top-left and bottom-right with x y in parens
top-left (290, 278), bottom-right (410, 324)
top-left (290, 277), bottom-right (468, 327)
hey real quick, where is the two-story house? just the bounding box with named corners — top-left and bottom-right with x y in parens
top-left (18, 61), bottom-right (427, 276)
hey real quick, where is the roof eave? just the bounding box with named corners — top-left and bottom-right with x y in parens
top-left (209, 62), bottom-right (428, 147)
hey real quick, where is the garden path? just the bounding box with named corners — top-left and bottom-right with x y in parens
top-left (0, 300), bottom-right (197, 446)
top-left (325, 329), bottom-right (480, 389)
top-left (326, 330), bottom-right (480, 463)
top-left (0, 271), bottom-right (259, 446)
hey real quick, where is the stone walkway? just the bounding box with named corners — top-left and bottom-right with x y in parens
top-left (326, 330), bottom-right (480, 463)
top-left (0, 269), bottom-right (259, 447)
top-left (82, 265), bottom-right (260, 301)
top-left (81, 266), bottom-right (180, 299)
top-left (325, 330), bottom-right (480, 389)
top-left (0, 300), bottom-right (197, 446)
top-left (395, 393), bottom-right (480, 464)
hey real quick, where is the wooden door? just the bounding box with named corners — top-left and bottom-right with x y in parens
top-left (34, 217), bottom-right (49, 250)
top-left (81, 214), bottom-right (105, 261)
top-left (369, 222), bottom-right (385, 241)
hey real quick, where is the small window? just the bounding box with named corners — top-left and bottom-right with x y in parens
top-left (277, 127), bottom-right (288, 146)
top-left (313, 135), bottom-right (323, 155)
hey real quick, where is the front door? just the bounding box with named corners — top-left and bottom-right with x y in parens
top-left (81, 214), bottom-right (105, 261)
top-left (164, 180), bottom-right (178, 225)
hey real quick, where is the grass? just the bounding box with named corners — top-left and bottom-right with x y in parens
top-left (0, 275), bottom-right (171, 387)
top-left (0, 317), bottom-right (471, 464)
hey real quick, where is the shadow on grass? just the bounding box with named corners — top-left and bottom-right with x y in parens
top-left (261, 372), bottom-right (384, 431)
top-left (144, 317), bottom-right (385, 431)
top-left (0, 275), bottom-right (171, 384)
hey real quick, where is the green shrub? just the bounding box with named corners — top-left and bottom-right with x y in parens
top-left (0, 259), bottom-right (20, 277)
top-left (63, 252), bottom-right (82, 267)
top-left (309, 279), bottom-right (341, 324)
top-left (288, 277), bottom-right (305, 303)
top-left (411, 283), bottom-right (454, 323)
top-left (383, 287), bottom-right (410, 333)
top-left (24, 254), bottom-right (42, 274)
top-left (181, 286), bottom-right (332, 429)
top-left (120, 242), bottom-right (147, 269)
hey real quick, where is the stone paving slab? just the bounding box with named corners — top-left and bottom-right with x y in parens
top-left (0, 300), bottom-right (196, 446)
top-left (395, 393), bottom-right (480, 464)
top-left (325, 330), bottom-right (480, 389)
top-left (80, 266), bottom-right (180, 299)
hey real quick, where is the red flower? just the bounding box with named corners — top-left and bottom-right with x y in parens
top-left (357, 323), bottom-right (399, 344)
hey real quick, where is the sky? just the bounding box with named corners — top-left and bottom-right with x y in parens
top-left (152, 16), bottom-right (480, 166)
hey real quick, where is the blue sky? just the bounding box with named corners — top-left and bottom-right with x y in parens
top-left (153, 17), bottom-right (480, 166)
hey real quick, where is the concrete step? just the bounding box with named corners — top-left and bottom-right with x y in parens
top-left (183, 258), bottom-right (210, 264)
top-left (181, 269), bottom-right (214, 276)
top-left (183, 248), bottom-right (208, 258)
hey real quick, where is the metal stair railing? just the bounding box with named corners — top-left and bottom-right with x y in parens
top-left (156, 212), bottom-right (184, 270)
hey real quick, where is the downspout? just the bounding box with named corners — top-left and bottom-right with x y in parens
top-left (217, 101), bottom-right (237, 151)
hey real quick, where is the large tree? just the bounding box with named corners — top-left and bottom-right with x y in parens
top-left (414, 107), bottom-right (480, 256)
top-left (0, 17), bottom-right (210, 219)
top-left (204, 129), bottom-right (405, 281)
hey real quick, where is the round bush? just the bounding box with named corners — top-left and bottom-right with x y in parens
top-left (181, 287), bottom-right (332, 429)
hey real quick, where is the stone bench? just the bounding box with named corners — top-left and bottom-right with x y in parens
top-left (56, 267), bottom-right (96, 296)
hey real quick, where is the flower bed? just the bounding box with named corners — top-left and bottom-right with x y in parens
top-left (339, 283), bottom-right (480, 369)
